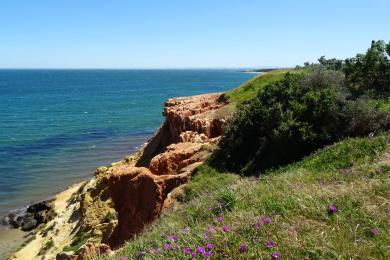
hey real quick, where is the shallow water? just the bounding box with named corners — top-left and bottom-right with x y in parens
top-left (0, 69), bottom-right (254, 217)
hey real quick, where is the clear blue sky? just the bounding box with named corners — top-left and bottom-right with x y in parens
top-left (0, 0), bottom-right (389, 68)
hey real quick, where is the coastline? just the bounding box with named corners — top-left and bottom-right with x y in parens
top-left (0, 182), bottom-right (85, 259)
top-left (5, 91), bottom-right (232, 259)
top-left (11, 183), bottom-right (84, 260)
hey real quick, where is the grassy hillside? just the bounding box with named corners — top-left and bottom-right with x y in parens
top-left (107, 42), bottom-right (390, 259)
top-left (112, 132), bottom-right (389, 259)
top-left (226, 69), bottom-right (294, 104)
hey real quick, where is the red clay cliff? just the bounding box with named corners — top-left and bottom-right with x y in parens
top-left (104, 93), bottom-right (232, 248)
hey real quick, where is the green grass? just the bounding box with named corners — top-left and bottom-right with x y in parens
top-left (39, 240), bottom-right (54, 255)
top-left (109, 132), bottom-right (390, 259)
top-left (63, 232), bottom-right (90, 252)
top-left (366, 97), bottom-right (390, 112)
top-left (226, 69), bottom-right (295, 104)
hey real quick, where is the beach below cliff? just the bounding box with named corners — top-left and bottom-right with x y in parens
top-left (0, 227), bottom-right (26, 259)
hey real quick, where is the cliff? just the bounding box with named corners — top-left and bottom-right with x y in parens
top-left (11, 92), bottom-right (233, 259)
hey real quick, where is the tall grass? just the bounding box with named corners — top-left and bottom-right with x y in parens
top-left (110, 132), bottom-right (390, 259)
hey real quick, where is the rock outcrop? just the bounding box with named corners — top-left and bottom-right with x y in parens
top-left (13, 92), bottom-right (232, 259)
top-left (3, 200), bottom-right (54, 231)
top-left (107, 166), bottom-right (189, 248)
top-left (105, 92), bottom-right (231, 248)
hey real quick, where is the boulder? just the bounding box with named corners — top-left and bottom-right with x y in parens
top-left (75, 243), bottom-right (112, 259)
top-left (56, 251), bottom-right (77, 260)
top-left (1, 216), bottom-right (9, 225)
top-left (21, 218), bottom-right (37, 231)
top-left (34, 211), bottom-right (49, 224)
top-left (8, 213), bottom-right (16, 221)
top-left (10, 216), bottom-right (23, 228)
top-left (27, 200), bottom-right (52, 213)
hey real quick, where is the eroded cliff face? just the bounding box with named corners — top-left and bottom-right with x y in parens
top-left (106, 92), bottom-right (231, 249)
top-left (13, 93), bottom-right (232, 259)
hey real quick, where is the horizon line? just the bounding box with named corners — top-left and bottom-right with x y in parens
top-left (0, 66), bottom-right (285, 70)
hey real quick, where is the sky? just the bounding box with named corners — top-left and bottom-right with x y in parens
top-left (0, 0), bottom-right (389, 69)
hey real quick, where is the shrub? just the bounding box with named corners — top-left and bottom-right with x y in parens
top-left (210, 70), bottom-right (389, 175)
top-left (344, 40), bottom-right (390, 96)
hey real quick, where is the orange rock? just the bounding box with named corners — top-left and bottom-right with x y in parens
top-left (163, 93), bottom-right (228, 141)
top-left (103, 93), bottom-right (231, 249)
top-left (107, 166), bottom-right (189, 248)
top-left (149, 142), bottom-right (205, 175)
top-left (74, 243), bottom-right (112, 260)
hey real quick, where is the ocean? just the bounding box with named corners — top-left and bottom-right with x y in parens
top-left (0, 69), bottom-right (254, 217)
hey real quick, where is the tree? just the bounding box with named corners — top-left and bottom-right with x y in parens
top-left (344, 40), bottom-right (390, 95)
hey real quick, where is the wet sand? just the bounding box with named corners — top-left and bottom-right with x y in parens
top-left (0, 227), bottom-right (27, 259)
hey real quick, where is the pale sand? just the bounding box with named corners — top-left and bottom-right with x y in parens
top-left (11, 182), bottom-right (84, 260)
top-left (0, 228), bottom-right (27, 260)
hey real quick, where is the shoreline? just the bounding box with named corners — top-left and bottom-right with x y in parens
top-left (0, 227), bottom-right (25, 260)
top-left (5, 91), bottom-right (230, 259)
top-left (0, 182), bottom-right (85, 259)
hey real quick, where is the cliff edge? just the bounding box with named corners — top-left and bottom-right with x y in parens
top-left (11, 92), bottom-right (232, 259)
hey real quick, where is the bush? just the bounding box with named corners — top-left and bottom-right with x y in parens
top-left (344, 40), bottom-right (390, 96)
top-left (210, 70), bottom-right (389, 175)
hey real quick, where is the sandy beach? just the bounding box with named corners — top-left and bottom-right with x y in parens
top-left (0, 227), bottom-right (26, 259)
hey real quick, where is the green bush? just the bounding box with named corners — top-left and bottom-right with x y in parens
top-left (344, 40), bottom-right (390, 96)
top-left (313, 40), bottom-right (390, 97)
top-left (210, 70), bottom-right (389, 175)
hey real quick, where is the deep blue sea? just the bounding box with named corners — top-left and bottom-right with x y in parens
top-left (0, 69), bottom-right (254, 216)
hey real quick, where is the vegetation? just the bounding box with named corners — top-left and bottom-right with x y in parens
top-left (106, 41), bottom-right (389, 259)
top-left (103, 211), bottom-right (118, 223)
top-left (308, 40), bottom-right (390, 97)
top-left (212, 41), bottom-right (390, 175)
top-left (225, 69), bottom-right (293, 104)
top-left (39, 240), bottom-right (54, 255)
top-left (63, 232), bottom-right (89, 252)
top-left (113, 133), bottom-right (389, 259)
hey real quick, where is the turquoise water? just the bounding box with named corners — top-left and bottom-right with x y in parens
top-left (0, 69), bottom-right (254, 216)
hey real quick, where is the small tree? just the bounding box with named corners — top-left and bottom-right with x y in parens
top-left (344, 40), bottom-right (390, 96)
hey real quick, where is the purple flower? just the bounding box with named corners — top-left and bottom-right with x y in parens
top-left (222, 225), bottom-right (231, 232)
top-left (197, 247), bottom-right (205, 253)
top-left (265, 240), bottom-right (275, 248)
top-left (240, 243), bottom-right (248, 250)
top-left (203, 251), bottom-right (212, 258)
top-left (203, 233), bottom-right (210, 240)
top-left (207, 226), bottom-right (217, 234)
top-left (190, 251), bottom-right (197, 257)
top-left (206, 243), bottom-right (214, 249)
top-left (264, 217), bottom-right (272, 223)
top-left (272, 251), bottom-right (281, 259)
top-left (168, 235), bottom-right (178, 241)
top-left (371, 229), bottom-right (380, 235)
top-left (217, 216), bottom-right (224, 222)
top-left (328, 204), bottom-right (337, 213)
top-left (183, 247), bottom-right (191, 254)
top-left (119, 257), bottom-right (129, 260)
top-left (256, 221), bottom-right (264, 227)
top-left (164, 243), bottom-right (173, 250)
